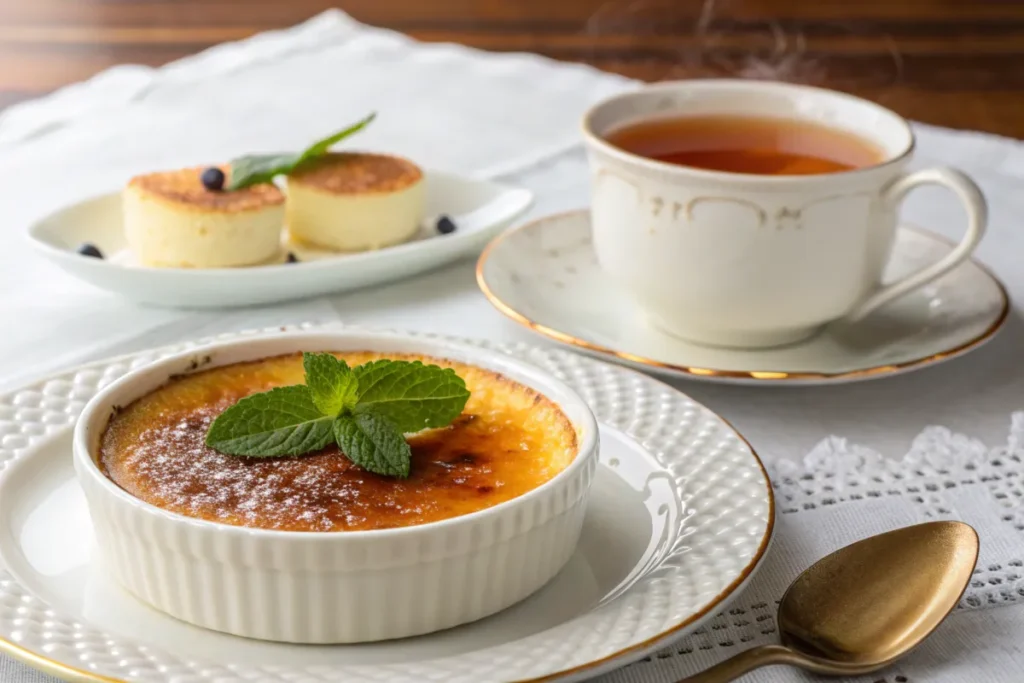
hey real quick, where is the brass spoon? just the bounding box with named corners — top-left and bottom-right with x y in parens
top-left (680, 521), bottom-right (979, 683)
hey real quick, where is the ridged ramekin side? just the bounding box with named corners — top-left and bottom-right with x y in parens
top-left (77, 442), bottom-right (596, 643)
top-left (73, 331), bottom-right (600, 643)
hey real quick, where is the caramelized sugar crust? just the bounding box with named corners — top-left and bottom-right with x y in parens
top-left (128, 167), bottom-right (285, 212)
top-left (288, 153), bottom-right (423, 194)
top-left (99, 352), bottom-right (577, 532)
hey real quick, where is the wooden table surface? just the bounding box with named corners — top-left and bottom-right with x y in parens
top-left (1, 0), bottom-right (1021, 137)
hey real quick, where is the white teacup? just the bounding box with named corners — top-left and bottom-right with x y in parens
top-left (582, 80), bottom-right (987, 348)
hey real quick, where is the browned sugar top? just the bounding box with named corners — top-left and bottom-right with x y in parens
top-left (128, 166), bottom-right (285, 212)
top-left (288, 153), bottom-right (423, 194)
top-left (98, 352), bottom-right (577, 532)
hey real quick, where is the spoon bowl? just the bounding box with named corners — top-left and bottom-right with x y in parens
top-left (682, 521), bottom-right (979, 682)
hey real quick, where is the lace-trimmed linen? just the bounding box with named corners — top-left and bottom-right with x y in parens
top-left (602, 415), bottom-right (1024, 683)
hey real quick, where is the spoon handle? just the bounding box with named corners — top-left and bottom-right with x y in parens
top-left (676, 644), bottom-right (807, 683)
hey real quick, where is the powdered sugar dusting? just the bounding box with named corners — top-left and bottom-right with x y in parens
top-left (98, 352), bottom-right (577, 532)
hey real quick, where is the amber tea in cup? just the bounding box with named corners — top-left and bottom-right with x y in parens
top-left (604, 115), bottom-right (884, 176)
top-left (583, 80), bottom-right (987, 348)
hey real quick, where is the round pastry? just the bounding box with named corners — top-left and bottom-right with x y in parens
top-left (286, 152), bottom-right (425, 252)
top-left (123, 167), bottom-right (285, 268)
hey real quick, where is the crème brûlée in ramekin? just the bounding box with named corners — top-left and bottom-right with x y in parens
top-left (286, 152), bottom-right (425, 252)
top-left (122, 167), bottom-right (285, 268)
top-left (73, 333), bottom-right (598, 643)
top-left (99, 351), bottom-right (577, 532)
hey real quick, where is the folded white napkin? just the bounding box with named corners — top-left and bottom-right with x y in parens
top-left (0, 9), bottom-right (632, 392)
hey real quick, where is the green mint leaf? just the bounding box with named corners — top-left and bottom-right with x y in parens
top-left (205, 385), bottom-right (334, 457)
top-left (227, 152), bottom-right (301, 191)
top-left (227, 112), bottom-right (376, 190)
top-left (353, 360), bottom-right (470, 434)
top-left (204, 354), bottom-right (469, 477)
top-left (334, 412), bottom-right (411, 478)
top-left (302, 352), bottom-right (358, 416)
top-left (297, 112), bottom-right (376, 164)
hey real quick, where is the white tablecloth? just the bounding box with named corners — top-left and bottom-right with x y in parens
top-left (1, 10), bottom-right (1022, 683)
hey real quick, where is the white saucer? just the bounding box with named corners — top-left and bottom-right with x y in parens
top-left (477, 210), bottom-right (1009, 385)
top-left (0, 326), bottom-right (773, 683)
top-left (28, 171), bottom-right (532, 309)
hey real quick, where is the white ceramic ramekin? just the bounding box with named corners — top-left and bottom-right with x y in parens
top-left (73, 331), bottom-right (599, 643)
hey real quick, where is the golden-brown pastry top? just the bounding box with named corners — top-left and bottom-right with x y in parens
top-left (288, 153), bottom-right (423, 194)
top-left (127, 167), bottom-right (285, 212)
top-left (99, 352), bottom-right (577, 532)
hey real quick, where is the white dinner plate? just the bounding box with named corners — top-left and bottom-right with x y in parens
top-left (477, 210), bottom-right (1010, 385)
top-left (28, 172), bottom-right (532, 308)
top-left (0, 325), bottom-right (773, 683)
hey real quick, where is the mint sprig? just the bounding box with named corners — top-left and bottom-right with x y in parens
top-left (205, 353), bottom-right (470, 478)
top-left (334, 412), bottom-right (412, 479)
top-left (203, 385), bottom-right (335, 457)
top-left (227, 113), bottom-right (376, 191)
top-left (353, 359), bottom-right (477, 433)
top-left (304, 352), bottom-right (358, 416)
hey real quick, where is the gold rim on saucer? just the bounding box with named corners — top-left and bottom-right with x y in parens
top-left (476, 211), bottom-right (1011, 383)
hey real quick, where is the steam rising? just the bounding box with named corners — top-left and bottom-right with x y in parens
top-left (585, 0), bottom-right (904, 87)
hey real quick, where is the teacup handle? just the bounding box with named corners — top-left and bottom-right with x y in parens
top-left (845, 167), bottom-right (987, 322)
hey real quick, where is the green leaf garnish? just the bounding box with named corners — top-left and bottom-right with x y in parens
top-left (226, 154), bottom-right (298, 192)
top-left (353, 359), bottom-right (472, 433)
top-left (334, 412), bottom-right (412, 479)
top-left (303, 352), bottom-right (358, 417)
top-left (204, 385), bottom-right (335, 457)
top-left (297, 115), bottom-right (376, 164)
top-left (226, 113), bottom-right (376, 191)
top-left (205, 353), bottom-right (470, 478)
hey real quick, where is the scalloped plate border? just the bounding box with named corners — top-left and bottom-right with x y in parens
top-left (0, 324), bottom-right (774, 683)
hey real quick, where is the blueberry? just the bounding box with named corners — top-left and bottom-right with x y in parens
top-left (436, 215), bottom-right (457, 235)
top-left (200, 167), bottom-right (225, 192)
top-left (76, 242), bottom-right (103, 259)
top-left (286, 252), bottom-right (299, 263)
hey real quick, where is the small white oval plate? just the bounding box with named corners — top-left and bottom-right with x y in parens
top-left (0, 326), bottom-right (772, 683)
top-left (28, 172), bottom-right (532, 309)
top-left (477, 210), bottom-right (1010, 385)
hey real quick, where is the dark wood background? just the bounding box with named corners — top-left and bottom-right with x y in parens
top-left (1, 0), bottom-right (1022, 136)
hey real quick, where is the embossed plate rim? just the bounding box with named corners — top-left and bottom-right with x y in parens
top-left (0, 324), bottom-right (774, 682)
